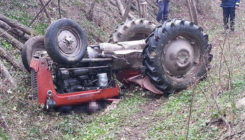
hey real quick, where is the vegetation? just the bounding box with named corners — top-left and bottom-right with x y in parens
top-left (1, 0), bottom-right (245, 139)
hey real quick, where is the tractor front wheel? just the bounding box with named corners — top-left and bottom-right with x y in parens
top-left (44, 19), bottom-right (88, 65)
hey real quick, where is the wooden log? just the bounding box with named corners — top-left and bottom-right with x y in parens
top-left (0, 28), bottom-right (23, 50)
top-left (122, 0), bottom-right (133, 21)
top-left (0, 60), bottom-right (16, 91)
top-left (9, 29), bottom-right (31, 41)
top-left (0, 20), bottom-right (30, 41)
top-left (0, 47), bottom-right (26, 71)
top-left (0, 14), bottom-right (35, 35)
top-left (0, 20), bottom-right (11, 30)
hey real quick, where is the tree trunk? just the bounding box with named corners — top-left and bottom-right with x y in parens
top-left (191, 0), bottom-right (198, 25)
top-left (122, 0), bottom-right (133, 21)
top-left (186, 0), bottom-right (198, 25)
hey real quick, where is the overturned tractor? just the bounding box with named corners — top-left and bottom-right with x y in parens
top-left (22, 18), bottom-right (212, 111)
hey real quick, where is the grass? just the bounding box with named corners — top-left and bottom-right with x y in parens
top-left (1, 0), bottom-right (245, 139)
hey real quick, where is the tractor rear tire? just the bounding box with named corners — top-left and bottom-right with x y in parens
top-left (44, 19), bottom-right (88, 65)
top-left (108, 19), bottom-right (156, 43)
top-left (143, 19), bottom-right (213, 95)
top-left (21, 36), bottom-right (46, 72)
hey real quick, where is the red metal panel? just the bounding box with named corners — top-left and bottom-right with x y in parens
top-left (116, 69), bottom-right (141, 85)
top-left (30, 58), bottom-right (120, 107)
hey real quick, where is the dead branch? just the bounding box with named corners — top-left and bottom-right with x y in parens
top-left (0, 14), bottom-right (35, 35)
top-left (86, 0), bottom-right (97, 21)
top-left (145, 0), bottom-right (158, 10)
top-left (0, 28), bottom-right (23, 50)
top-left (186, 82), bottom-right (197, 140)
top-left (58, 0), bottom-right (61, 19)
top-left (122, 0), bottom-right (133, 21)
top-left (0, 47), bottom-right (25, 71)
top-left (116, 0), bottom-right (134, 19)
top-left (39, 0), bottom-right (51, 22)
top-left (94, 9), bottom-right (117, 23)
top-left (109, 0), bottom-right (117, 7)
top-left (131, 3), bottom-right (137, 11)
top-left (28, 0), bottom-right (52, 27)
top-left (0, 60), bottom-right (16, 91)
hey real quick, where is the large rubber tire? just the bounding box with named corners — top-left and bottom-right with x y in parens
top-left (44, 19), bottom-right (88, 65)
top-left (143, 19), bottom-right (213, 95)
top-left (108, 19), bottom-right (156, 43)
top-left (21, 36), bottom-right (46, 72)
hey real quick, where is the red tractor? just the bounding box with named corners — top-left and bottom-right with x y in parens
top-left (21, 18), bottom-right (212, 112)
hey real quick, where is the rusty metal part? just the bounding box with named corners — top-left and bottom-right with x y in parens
top-left (162, 39), bottom-right (200, 80)
top-left (57, 27), bottom-right (82, 56)
top-left (127, 75), bottom-right (163, 94)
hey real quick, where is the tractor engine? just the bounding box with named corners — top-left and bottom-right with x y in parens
top-left (53, 61), bottom-right (113, 94)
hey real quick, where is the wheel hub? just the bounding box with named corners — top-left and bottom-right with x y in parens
top-left (58, 30), bottom-right (78, 55)
top-left (163, 39), bottom-right (196, 77)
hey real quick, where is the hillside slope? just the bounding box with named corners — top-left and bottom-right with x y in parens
top-left (1, 0), bottom-right (245, 139)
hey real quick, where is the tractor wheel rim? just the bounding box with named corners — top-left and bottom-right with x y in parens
top-left (162, 36), bottom-right (200, 79)
top-left (57, 27), bottom-right (82, 57)
top-left (32, 42), bottom-right (46, 58)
